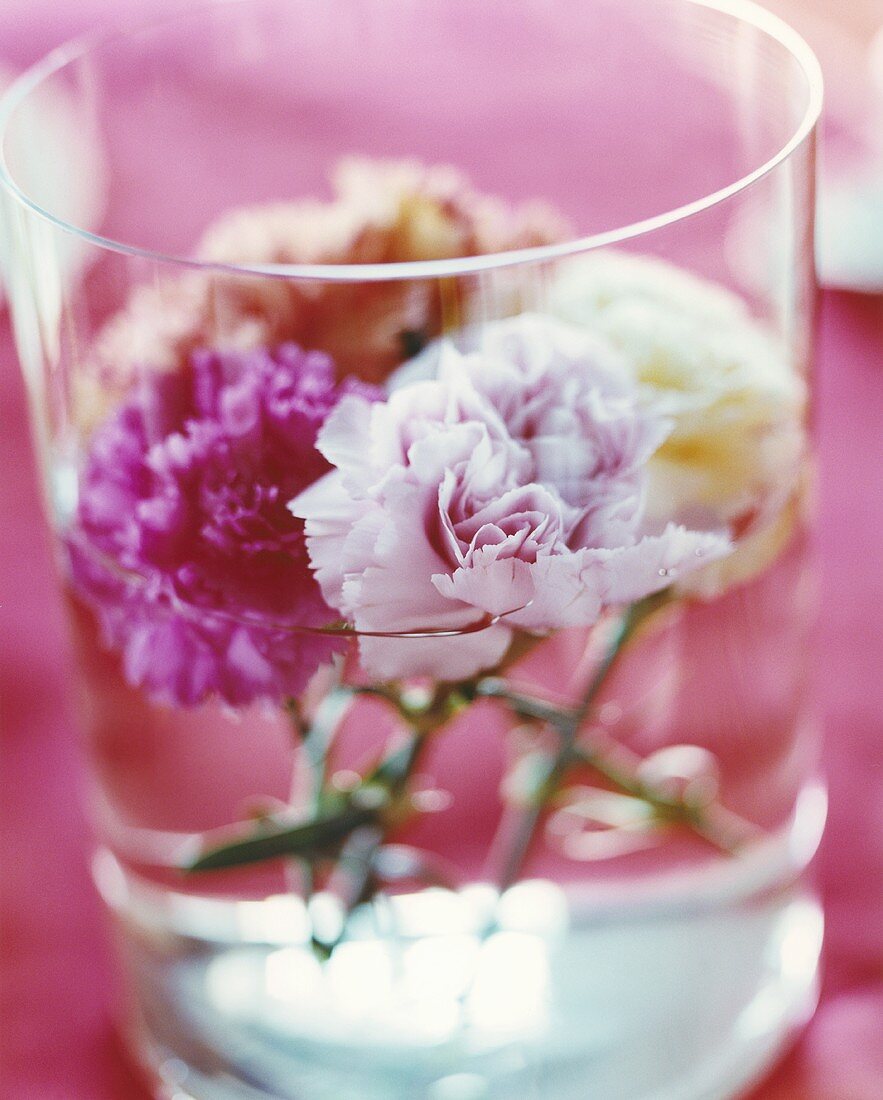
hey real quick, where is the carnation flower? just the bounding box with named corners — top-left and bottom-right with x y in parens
top-left (79, 157), bottom-right (571, 428)
top-left (546, 251), bottom-right (807, 528)
top-left (70, 344), bottom-right (377, 707)
top-left (291, 315), bottom-right (729, 681)
top-left (546, 251), bottom-right (808, 595)
top-left (198, 157), bottom-right (569, 387)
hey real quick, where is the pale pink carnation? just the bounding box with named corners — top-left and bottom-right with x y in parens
top-left (291, 316), bottom-right (730, 681)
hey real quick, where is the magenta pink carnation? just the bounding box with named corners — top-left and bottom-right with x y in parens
top-left (292, 316), bottom-right (731, 681)
top-left (70, 344), bottom-right (377, 706)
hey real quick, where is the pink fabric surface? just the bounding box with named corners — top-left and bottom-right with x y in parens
top-left (1, 5), bottom-right (882, 1097)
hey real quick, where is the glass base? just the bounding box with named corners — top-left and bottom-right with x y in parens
top-left (133, 967), bottom-right (818, 1100)
top-left (99, 796), bottom-right (824, 1100)
top-left (129, 915), bottom-right (819, 1100)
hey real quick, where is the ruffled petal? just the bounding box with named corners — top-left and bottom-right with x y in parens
top-left (591, 524), bottom-right (732, 605)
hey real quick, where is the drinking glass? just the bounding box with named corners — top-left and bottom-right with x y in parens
top-left (0, 2), bottom-right (824, 1098)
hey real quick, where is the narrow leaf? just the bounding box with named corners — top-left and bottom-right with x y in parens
top-left (186, 805), bottom-right (378, 872)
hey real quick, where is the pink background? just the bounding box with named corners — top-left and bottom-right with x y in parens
top-left (1, 2), bottom-right (882, 1097)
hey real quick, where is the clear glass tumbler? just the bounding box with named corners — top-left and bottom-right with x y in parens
top-left (0, 2), bottom-right (824, 1098)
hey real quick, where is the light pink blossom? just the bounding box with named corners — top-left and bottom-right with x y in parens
top-left (292, 316), bottom-right (730, 681)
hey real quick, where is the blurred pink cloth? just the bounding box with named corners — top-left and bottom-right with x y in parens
top-left (1, 3), bottom-right (882, 1097)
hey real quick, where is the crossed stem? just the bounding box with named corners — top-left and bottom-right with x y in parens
top-left (189, 593), bottom-right (758, 953)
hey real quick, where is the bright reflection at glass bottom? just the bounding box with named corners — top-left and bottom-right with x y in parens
top-left (735, 896), bottom-right (823, 1044)
top-left (203, 883), bottom-right (562, 1050)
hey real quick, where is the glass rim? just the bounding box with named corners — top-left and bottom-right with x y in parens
top-left (0, 0), bottom-right (823, 284)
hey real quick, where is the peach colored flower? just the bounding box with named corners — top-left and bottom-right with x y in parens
top-left (81, 157), bottom-right (571, 427)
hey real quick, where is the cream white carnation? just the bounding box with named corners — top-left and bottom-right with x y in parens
top-left (546, 251), bottom-right (808, 594)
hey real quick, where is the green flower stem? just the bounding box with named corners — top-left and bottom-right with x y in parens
top-left (187, 589), bottom-right (757, 951)
top-left (186, 684), bottom-right (462, 873)
top-left (314, 683), bottom-right (464, 954)
top-left (285, 684), bottom-right (365, 905)
top-left (477, 592), bottom-right (727, 891)
top-left (333, 734), bottom-right (427, 912)
top-left (292, 682), bottom-right (360, 803)
top-left (283, 697), bottom-right (317, 900)
top-left (188, 804), bottom-right (380, 872)
top-left (567, 739), bottom-right (758, 853)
